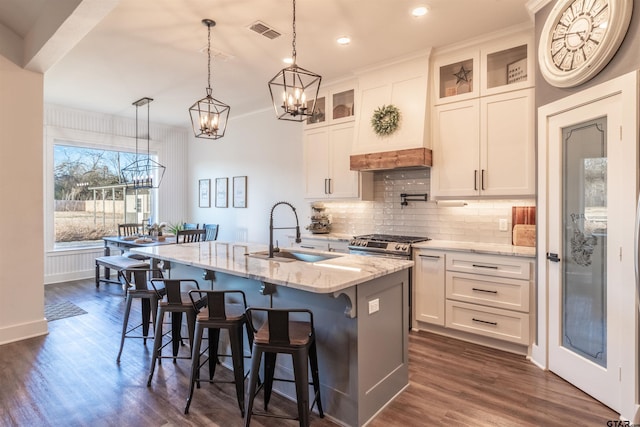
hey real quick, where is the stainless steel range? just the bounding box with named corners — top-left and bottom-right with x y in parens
top-left (348, 234), bottom-right (431, 259)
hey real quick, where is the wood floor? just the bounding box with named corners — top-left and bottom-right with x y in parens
top-left (0, 278), bottom-right (619, 427)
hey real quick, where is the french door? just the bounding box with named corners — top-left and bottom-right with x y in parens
top-left (547, 94), bottom-right (625, 411)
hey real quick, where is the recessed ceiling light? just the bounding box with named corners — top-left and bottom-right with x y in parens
top-left (283, 57), bottom-right (293, 64)
top-left (412, 6), bottom-right (429, 17)
top-left (336, 36), bottom-right (351, 45)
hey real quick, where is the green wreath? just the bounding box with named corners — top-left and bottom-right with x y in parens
top-left (371, 104), bottom-right (400, 136)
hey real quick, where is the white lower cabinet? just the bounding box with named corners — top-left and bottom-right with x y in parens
top-left (413, 250), bottom-right (445, 326)
top-left (413, 249), bottom-right (533, 348)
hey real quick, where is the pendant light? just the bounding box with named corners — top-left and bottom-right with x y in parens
top-left (121, 97), bottom-right (166, 189)
top-left (189, 19), bottom-right (230, 140)
top-left (268, 0), bottom-right (321, 122)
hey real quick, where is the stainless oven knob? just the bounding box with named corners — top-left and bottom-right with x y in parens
top-left (395, 244), bottom-right (401, 250)
top-left (349, 239), bottom-right (356, 245)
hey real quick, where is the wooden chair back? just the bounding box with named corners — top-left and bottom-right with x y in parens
top-left (176, 229), bottom-right (206, 244)
top-left (118, 223), bottom-right (141, 237)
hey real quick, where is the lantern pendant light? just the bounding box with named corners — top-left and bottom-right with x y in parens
top-left (121, 97), bottom-right (166, 189)
top-left (189, 19), bottom-right (230, 140)
top-left (268, 0), bottom-right (321, 122)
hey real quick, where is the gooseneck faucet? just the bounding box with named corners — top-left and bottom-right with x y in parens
top-left (269, 201), bottom-right (301, 258)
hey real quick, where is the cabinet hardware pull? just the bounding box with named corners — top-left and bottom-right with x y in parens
top-left (474, 170), bottom-right (478, 191)
top-left (419, 254), bottom-right (441, 259)
top-left (546, 252), bottom-right (561, 262)
top-left (300, 245), bottom-right (314, 249)
top-left (481, 169), bottom-right (486, 191)
top-left (328, 178), bottom-right (332, 194)
top-left (324, 179), bottom-right (329, 194)
top-left (472, 264), bottom-right (498, 269)
top-left (472, 318), bottom-right (498, 326)
top-left (472, 288), bottom-right (497, 294)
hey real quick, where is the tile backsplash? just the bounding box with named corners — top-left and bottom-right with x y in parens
top-left (317, 169), bottom-right (535, 245)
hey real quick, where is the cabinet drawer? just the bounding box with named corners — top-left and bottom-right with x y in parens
top-left (446, 252), bottom-right (531, 280)
top-left (445, 300), bottom-right (529, 345)
top-left (446, 271), bottom-right (529, 312)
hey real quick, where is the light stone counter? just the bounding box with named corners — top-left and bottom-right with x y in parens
top-left (131, 240), bottom-right (410, 427)
top-left (412, 239), bottom-right (536, 258)
top-left (132, 241), bottom-right (412, 294)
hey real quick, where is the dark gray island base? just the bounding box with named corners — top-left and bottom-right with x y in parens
top-left (133, 242), bottom-right (411, 427)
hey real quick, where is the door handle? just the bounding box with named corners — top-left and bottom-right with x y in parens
top-left (547, 252), bottom-right (561, 262)
top-left (481, 169), bottom-right (486, 191)
top-left (324, 178), bottom-right (329, 194)
top-left (474, 170), bottom-right (478, 191)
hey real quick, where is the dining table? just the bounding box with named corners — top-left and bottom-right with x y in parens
top-left (99, 235), bottom-right (176, 282)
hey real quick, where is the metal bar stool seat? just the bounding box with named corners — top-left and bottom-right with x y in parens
top-left (147, 278), bottom-right (202, 386)
top-left (244, 308), bottom-right (324, 427)
top-left (184, 290), bottom-right (254, 416)
top-left (116, 268), bottom-right (165, 363)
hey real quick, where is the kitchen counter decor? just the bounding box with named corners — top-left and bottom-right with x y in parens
top-left (371, 104), bottom-right (400, 136)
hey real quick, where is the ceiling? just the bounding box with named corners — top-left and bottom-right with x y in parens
top-left (1, 0), bottom-right (532, 128)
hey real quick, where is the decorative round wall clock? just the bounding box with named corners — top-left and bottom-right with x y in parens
top-left (538, 0), bottom-right (633, 88)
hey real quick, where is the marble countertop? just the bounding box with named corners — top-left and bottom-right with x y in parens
top-left (132, 241), bottom-right (412, 294)
top-left (412, 239), bottom-right (536, 258)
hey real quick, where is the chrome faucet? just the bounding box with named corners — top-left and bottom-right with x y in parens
top-left (269, 201), bottom-right (301, 258)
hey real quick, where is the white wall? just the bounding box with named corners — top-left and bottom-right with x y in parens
top-left (187, 109), bottom-right (307, 246)
top-left (0, 55), bottom-right (48, 344)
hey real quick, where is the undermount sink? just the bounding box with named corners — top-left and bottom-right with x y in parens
top-left (248, 250), bottom-right (340, 263)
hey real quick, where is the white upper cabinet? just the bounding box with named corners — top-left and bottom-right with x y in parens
top-left (432, 88), bottom-right (535, 198)
top-left (433, 51), bottom-right (480, 104)
top-left (352, 53), bottom-right (430, 155)
top-left (433, 29), bottom-right (533, 105)
top-left (304, 81), bottom-right (356, 130)
top-left (304, 120), bottom-right (373, 200)
top-left (431, 28), bottom-right (535, 199)
top-left (480, 32), bottom-right (534, 97)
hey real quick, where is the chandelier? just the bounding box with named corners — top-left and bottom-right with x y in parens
top-left (121, 97), bottom-right (166, 189)
top-left (268, 0), bottom-right (321, 122)
top-left (189, 19), bottom-right (230, 140)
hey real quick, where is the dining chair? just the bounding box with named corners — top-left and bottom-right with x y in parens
top-left (118, 223), bottom-right (142, 237)
top-left (117, 223), bottom-right (149, 261)
top-left (176, 229), bottom-right (206, 244)
top-left (203, 224), bottom-right (219, 241)
top-left (183, 223), bottom-right (199, 230)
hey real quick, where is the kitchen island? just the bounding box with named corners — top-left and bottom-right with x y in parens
top-left (132, 241), bottom-right (412, 427)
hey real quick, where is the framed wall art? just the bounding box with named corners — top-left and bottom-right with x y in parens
top-left (215, 177), bottom-right (228, 208)
top-left (233, 176), bottom-right (247, 208)
top-left (198, 179), bottom-right (211, 208)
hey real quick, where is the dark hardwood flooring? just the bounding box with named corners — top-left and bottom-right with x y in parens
top-left (0, 278), bottom-right (619, 427)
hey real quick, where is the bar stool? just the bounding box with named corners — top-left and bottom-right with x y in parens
top-left (146, 278), bottom-right (202, 386)
top-left (116, 268), bottom-right (165, 363)
top-left (244, 308), bottom-right (324, 427)
top-left (184, 289), bottom-right (254, 416)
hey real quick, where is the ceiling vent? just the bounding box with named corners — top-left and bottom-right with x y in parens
top-left (248, 20), bottom-right (281, 39)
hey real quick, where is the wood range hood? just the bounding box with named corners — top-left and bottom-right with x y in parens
top-left (350, 147), bottom-right (432, 171)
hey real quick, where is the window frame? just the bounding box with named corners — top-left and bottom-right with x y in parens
top-left (45, 127), bottom-right (160, 252)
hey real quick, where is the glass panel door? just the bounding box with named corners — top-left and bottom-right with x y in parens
top-left (562, 117), bottom-right (607, 367)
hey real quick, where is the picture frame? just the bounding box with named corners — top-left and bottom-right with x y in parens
top-left (198, 179), bottom-right (210, 208)
top-left (233, 176), bottom-right (247, 208)
top-left (507, 57), bottom-right (527, 84)
top-left (215, 177), bottom-right (228, 208)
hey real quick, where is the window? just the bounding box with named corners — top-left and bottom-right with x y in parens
top-left (53, 144), bottom-right (156, 248)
